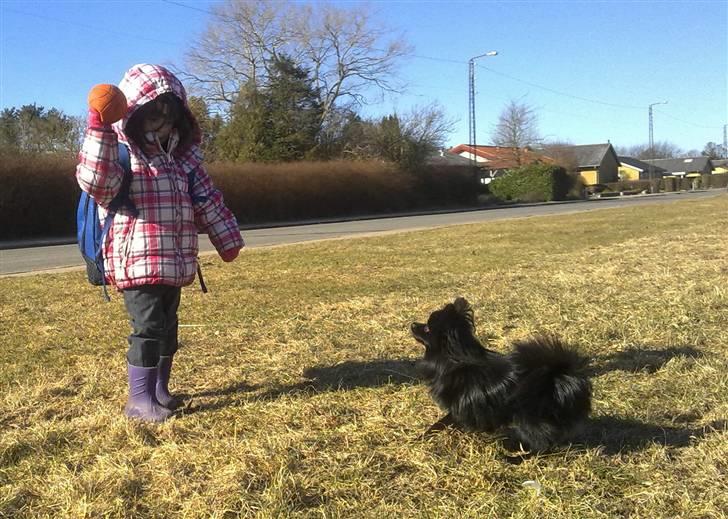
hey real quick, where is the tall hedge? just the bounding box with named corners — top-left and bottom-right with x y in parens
top-left (0, 151), bottom-right (477, 240)
top-left (489, 163), bottom-right (570, 202)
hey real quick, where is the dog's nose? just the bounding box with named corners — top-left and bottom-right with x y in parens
top-left (411, 322), bottom-right (428, 333)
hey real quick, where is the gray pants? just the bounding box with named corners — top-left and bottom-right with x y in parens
top-left (123, 285), bottom-right (182, 367)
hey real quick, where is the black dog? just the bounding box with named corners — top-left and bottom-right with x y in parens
top-left (411, 297), bottom-right (592, 452)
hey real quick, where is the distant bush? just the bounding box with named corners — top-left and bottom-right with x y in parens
top-left (661, 175), bottom-right (728, 190)
top-left (606, 180), bottom-right (652, 193)
top-left (660, 177), bottom-right (677, 193)
top-left (489, 163), bottom-right (571, 202)
top-left (678, 177), bottom-right (701, 190)
top-left (566, 172), bottom-right (587, 199)
top-left (209, 160), bottom-right (474, 224)
top-left (709, 174), bottom-right (728, 188)
top-left (0, 152), bottom-right (476, 240)
top-left (700, 173), bottom-right (728, 189)
top-left (0, 150), bottom-right (79, 240)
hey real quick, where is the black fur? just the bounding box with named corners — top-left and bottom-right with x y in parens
top-left (411, 297), bottom-right (592, 451)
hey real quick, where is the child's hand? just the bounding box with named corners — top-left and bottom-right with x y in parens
top-left (219, 246), bottom-right (241, 262)
top-left (87, 108), bottom-right (105, 128)
top-left (87, 84), bottom-right (127, 125)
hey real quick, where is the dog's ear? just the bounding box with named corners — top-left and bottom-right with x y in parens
top-left (453, 297), bottom-right (475, 329)
top-left (453, 297), bottom-right (471, 314)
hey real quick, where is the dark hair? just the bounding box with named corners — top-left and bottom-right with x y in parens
top-left (125, 93), bottom-right (194, 153)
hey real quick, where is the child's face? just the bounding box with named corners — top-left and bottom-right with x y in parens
top-left (142, 97), bottom-right (175, 142)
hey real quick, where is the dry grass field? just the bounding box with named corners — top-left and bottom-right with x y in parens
top-left (1, 195), bottom-right (727, 518)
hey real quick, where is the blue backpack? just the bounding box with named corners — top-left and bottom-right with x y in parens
top-left (76, 143), bottom-right (206, 300)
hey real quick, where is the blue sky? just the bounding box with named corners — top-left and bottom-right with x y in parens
top-left (1, 0), bottom-right (726, 153)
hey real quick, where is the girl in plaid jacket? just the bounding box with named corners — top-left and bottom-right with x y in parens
top-left (77, 64), bottom-right (243, 422)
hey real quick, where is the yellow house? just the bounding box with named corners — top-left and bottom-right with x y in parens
top-left (712, 159), bottom-right (728, 174)
top-left (644, 157), bottom-right (713, 178)
top-left (618, 156), bottom-right (667, 181)
top-left (543, 143), bottom-right (620, 185)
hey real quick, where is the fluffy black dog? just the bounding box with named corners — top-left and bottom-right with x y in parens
top-left (411, 297), bottom-right (592, 451)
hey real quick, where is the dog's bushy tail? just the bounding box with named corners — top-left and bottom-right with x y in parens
top-left (508, 335), bottom-right (592, 451)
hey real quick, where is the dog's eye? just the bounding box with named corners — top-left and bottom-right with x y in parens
top-left (424, 325), bottom-right (430, 333)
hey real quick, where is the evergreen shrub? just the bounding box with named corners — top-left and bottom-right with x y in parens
top-left (489, 163), bottom-right (570, 202)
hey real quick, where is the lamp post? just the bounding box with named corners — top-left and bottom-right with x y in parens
top-left (468, 51), bottom-right (498, 171)
top-left (648, 101), bottom-right (668, 191)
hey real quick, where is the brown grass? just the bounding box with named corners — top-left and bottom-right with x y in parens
top-left (1, 195), bottom-right (727, 518)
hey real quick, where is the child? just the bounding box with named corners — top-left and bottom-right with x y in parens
top-left (76, 64), bottom-right (243, 422)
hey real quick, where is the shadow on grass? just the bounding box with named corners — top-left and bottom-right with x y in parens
top-left (577, 416), bottom-right (727, 455)
top-left (186, 381), bottom-right (261, 399)
top-left (181, 358), bottom-right (420, 415)
top-left (589, 345), bottom-right (704, 376)
top-left (181, 354), bottom-right (724, 459)
top-left (301, 358), bottom-right (420, 390)
top-left (500, 417), bottom-right (727, 464)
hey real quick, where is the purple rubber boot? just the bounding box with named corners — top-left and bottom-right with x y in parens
top-left (156, 355), bottom-right (183, 410)
top-left (125, 363), bottom-right (173, 423)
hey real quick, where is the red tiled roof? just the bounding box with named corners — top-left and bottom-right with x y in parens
top-left (449, 144), bottom-right (552, 169)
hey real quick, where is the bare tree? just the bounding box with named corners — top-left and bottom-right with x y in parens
top-left (701, 142), bottom-right (726, 159)
top-left (180, 0), bottom-right (290, 106)
top-left (342, 103), bottom-right (455, 170)
top-left (177, 0), bottom-right (411, 126)
top-left (541, 140), bottom-right (579, 173)
top-left (399, 102), bottom-right (457, 151)
top-left (615, 141), bottom-right (683, 160)
top-left (491, 100), bottom-right (541, 165)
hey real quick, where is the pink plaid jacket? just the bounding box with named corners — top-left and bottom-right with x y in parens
top-left (76, 64), bottom-right (243, 290)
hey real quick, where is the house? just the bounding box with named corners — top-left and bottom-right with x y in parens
top-left (539, 143), bottom-right (620, 186)
top-left (618, 156), bottom-right (667, 181)
top-left (426, 149), bottom-right (476, 168)
top-left (711, 159), bottom-right (728, 174)
top-left (643, 157), bottom-right (713, 178)
top-left (448, 144), bottom-right (551, 184)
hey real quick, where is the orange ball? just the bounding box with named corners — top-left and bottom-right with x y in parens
top-left (87, 84), bottom-right (128, 124)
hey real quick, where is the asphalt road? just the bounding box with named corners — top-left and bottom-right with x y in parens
top-left (1, 190), bottom-right (723, 276)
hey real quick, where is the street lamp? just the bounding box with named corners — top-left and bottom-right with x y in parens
top-left (468, 51), bottom-right (498, 171)
top-left (648, 100), bottom-right (668, 190)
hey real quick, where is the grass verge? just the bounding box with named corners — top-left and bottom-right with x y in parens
top-left (1, 195), bottom-right (727, 518)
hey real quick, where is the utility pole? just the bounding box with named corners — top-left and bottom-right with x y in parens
top-left (467, 51), bottom-right (498, 170)
top-left (648, 101), bottom-right (668, 190)
top-left (468, 59), bottom-right (476, 168)
top-left (723, 124), bottom-right (727, 158)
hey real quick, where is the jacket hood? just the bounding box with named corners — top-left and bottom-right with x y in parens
top-left (113, 64), bottom-right (200, 150)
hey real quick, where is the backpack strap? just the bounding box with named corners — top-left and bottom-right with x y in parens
top-left (185, 165), bottom-right (208, 293)
top-left (108, 144), bottom-right (138, 216)
top-left (97, 143), bottom-right (136, 301)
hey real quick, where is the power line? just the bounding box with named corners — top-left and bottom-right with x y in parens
top-left (164, 1), bottom-right (650, 112)
top-left (475, 63), bottom-right (644, 110)
top-left (162, 0), bottom-right (233, 20)
top-left (163, 0), bottom-right (672, 117)
top-left (4, 6), bottom-right (180, 46)
top-left (653, 109), bottom-right (724, 130)
top-left (11, 0), bottom-right (720, 133)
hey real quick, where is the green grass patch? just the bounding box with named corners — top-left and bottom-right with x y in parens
top-left (1, 195), bottom-right (727, 518)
